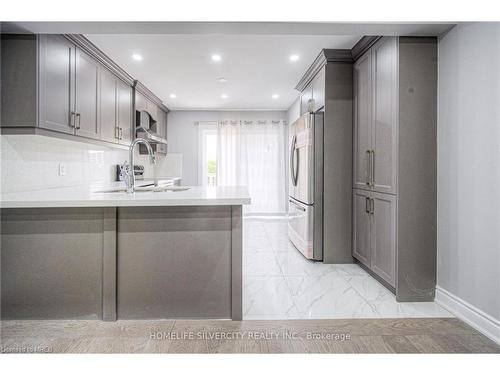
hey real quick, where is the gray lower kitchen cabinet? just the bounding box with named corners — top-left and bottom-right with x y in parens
top-left (75, 47), bottom-right (100, 140)
top-left (352, 189), bottom-right (371, 267)
top-left (1, 34), bottom-right (135, 148)
top-left (116, 206), bottom-right (234, 319)
top-left (352, 36), bottom-right (437, 301)
top-left (38, 34), bottom-right (76, 134)
top-left (352, 189), bottom-right (396, 288)
top-left (1, 208), bottom-right (110, 319)
top-left (1, 205), bottom-right (243, 321)
top-left (370, 192), bottom-right (397, 286)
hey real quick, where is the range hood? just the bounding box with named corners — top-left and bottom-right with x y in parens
top-left (135, 110), bottom-right (167, 145)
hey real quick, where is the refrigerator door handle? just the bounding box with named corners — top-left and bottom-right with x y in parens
top-left (294, 145), bottom-right (300, 187)
top-left (290, 135), bottom-right (298, 186)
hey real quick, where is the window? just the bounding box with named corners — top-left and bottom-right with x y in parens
top-left (197, 122), bottom-right (218, 186)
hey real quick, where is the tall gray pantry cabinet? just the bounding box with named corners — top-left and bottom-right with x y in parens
top-left (352, 37), bottom-right (438, 301)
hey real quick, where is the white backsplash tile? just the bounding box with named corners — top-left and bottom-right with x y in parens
top-left (0, 135), bottom-right (182, 193)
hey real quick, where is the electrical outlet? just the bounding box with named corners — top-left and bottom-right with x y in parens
top-left (58, 163), bottom-right (67, 176)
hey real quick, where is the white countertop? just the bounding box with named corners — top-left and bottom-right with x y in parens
top-left (0, 181), bottom-right (251, 208)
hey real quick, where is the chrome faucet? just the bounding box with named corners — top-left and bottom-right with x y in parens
top-left (123, 138), bottom-right (156, 193)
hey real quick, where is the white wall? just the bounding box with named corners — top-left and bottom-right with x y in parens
top-left (437, 23), bottom-right (500, 336)
top-left (286, 96), bottom-right (301, 125)
top-left (167, 110), bottom-right (287, 185)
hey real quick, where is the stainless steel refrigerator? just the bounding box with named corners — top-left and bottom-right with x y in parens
top-left (288, 111), bottom-right (324, 260)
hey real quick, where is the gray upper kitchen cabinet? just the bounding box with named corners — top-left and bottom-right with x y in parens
top-left (372, 37), bottom-right (398, 195)
top-left (99, 67), bottom-right (119, 143)
top-left (146, 99), bottom-right (158, 122)
top-left (74, 47), bottom-right (100, 140)
top-left (311, 67), bottom-right (325, 112)
top-left (300, 81), bottom-right (313, 115)
top-left (100, 67), bottom-right (133, 145)
top-left (353, 37), bottom-right (398, 195)
top-left (352, 189), bottom-right (371, 267)
top-left (38, 34), bottom-right (76, 134)
top-left (134, 91), bottom-right (147, 112)
top-left (370, 191), bottom-right (396, 287)
top-left (1, 34), bottom-right (135, 149)
top-left (116, 79), bottom-right (133, 145)
top-left (155, 109), bottom-right (168, 154)
top-left (353, 51), bottom-right (373, 190)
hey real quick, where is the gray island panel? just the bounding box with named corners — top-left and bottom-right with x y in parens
top-left (116, 205), bottom-right (234, 319)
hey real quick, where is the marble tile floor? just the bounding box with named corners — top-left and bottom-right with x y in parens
top-left (242, 217), bottom-right (454, 320)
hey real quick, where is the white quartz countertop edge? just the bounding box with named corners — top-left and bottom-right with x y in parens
top-left (1, 185), bottom-right (251, 208)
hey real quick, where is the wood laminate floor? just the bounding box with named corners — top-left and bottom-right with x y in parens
top-left (1, 318), bottom-right (499, 353)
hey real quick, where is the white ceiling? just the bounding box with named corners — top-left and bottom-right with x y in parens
top-left (86, 34), bottom-right (361, 110)
top-left (3, 22), bottom-right (454, 111)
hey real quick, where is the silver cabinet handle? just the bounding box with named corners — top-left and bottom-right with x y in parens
top-left (70, 111), bottom-right (76, 128)
top-left (75, 113), bottom-right (81, 129)
top-left (370, 150), bottom-right (375, 186)
top-left (365, 197), bottom-right (370, 213)
top-left (366, 150), bottom-right (371, 186)
top-left (370, 198), bottom-right (374, 215)
top-left (115, 127), bottom-right (119, 139)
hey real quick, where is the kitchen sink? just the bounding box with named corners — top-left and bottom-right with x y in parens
top-left (94, 184), bottom-right (189, 193)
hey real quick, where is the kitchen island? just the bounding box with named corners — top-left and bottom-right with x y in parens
top-left (1, 185), bottom-right (250, 321)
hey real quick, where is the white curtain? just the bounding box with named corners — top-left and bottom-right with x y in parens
top-left (217, 119), bottom-right (287, 215)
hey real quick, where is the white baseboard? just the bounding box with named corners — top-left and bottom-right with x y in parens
top-left (435, 286), bottom-right (500, 345)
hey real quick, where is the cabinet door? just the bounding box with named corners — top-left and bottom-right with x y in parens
top-left (371, 192), bottom-right (397, 287)
top-left (353, 51), bottom-right (373, 190)
top-left (135, 92), bottom-right (147, 112)
top-left (372, 37), bottom-right (398, 194)
top-left (312, 67), bottom-right (325, 112)
top-left (75, 47), bottom-right (100, 139)
top-left (38, 35), bottom-right (75, 134)
top-left (117, 79), bottom-right (132, 145)
top-left (99, 67), bottom-right (118, 143)
top-left (352, 189), bottom-right (371, 267)
top-left (146, 100), bottom-right (158, 123)
top-left (300, 82), bottom-right (313, 115)
top-left (156, 109), bottom-right (168, 154)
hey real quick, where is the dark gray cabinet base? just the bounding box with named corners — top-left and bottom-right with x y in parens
top-left (1, 205), bottom-right (242, 321)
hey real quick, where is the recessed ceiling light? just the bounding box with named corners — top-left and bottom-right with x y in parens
top-left (132, 53), bottom-right (143, 61)
top-left (218, 77), bottom-right (228, 83)
top-left (211, 54), bottom-right (222, 62)
top-left (169, 94), bottom-right (177, 99)
top-left (272, 94), bottom-right (279, 99)
top-left (221, 94), bottom-right (228, 99)
top-left (289, 54), bottom-right (299, 62)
